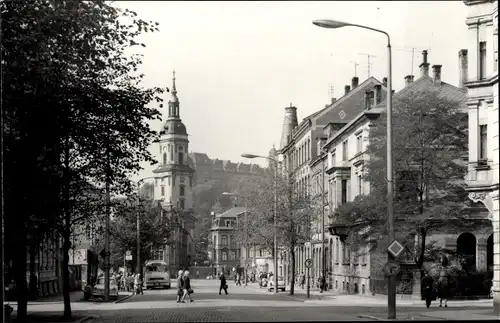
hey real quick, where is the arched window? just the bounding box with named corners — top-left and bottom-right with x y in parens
top-left (178, 152), bottom-right (184, 164)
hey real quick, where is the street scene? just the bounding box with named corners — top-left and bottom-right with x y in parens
top-left (2, 0), bottom-right (499, 322)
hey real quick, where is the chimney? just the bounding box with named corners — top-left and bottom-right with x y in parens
top-left (374, 84), bottom-right (382, 104)
top-left (404, 75), bottom-right (415, 87)
top-left (279, 105), bottom-right (298, 150)
top-left (459, 49), bottom-right (468, 88)
top-left (364, 91), bottom-right (374, 110)
top-left (351, 77), bottom-right (359, 89)
top-left (383, 77), bottom-right (388, 87)
top-left (432, 65), bottom-right (442, 85)
top-left (331, 97), bottom-right (337, 104)
top-left (344, 85), bottom-right (351, 95)
top-left (419, 50), bottom-right (430, 77)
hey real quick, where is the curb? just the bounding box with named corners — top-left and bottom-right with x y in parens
top-left (75, 316), bottom-right (96, 323)
top-left (114, 293), bottom-right (133, 304)
top-left (357, 315), bottom-right (387, 321)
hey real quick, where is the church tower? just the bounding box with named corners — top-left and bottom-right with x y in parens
top-left (152, 71), bottom-right (195, 270)
top-left (152, 71), bottom-right (194, 210)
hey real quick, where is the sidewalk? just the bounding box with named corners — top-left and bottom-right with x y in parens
top-left (361, 308), bottom-right (499, 321)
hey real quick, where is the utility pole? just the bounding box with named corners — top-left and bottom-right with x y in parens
top-left (358, 53), bottom-right (376, 77)
top-left (321, 148), bottom-right (326, 289)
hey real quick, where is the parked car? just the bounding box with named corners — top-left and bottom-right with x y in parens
top-left (268, 276), bottom-right (286, 292)
top-left (91, 277), bottom-right (119, 300)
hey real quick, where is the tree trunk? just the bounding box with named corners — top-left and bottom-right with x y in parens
top-left (13, 231), bottom-right (28, 321)
top-left (417, 228), bottom-right (427, 299)
top-left (62, 230), bottom-right (72, 319)
top-left (29, 241), bottom-right (38, 300)
top-left (62, 133), bottom-right (72, 319)
top-left (289, 244), bottom-right (296, 295)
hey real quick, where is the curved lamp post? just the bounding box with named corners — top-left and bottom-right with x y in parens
top-left (241, 153), bottom-right (279, 294)
top-left (312, 19), bottom-right (395, 319)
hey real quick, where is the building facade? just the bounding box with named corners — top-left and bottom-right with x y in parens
top-left (277, 76), bottom-right (387, 284)
top-left (463, 0), bottom-right (499, 313)
top-left (151, 71), bottom-right (196, 273)
top-left (209, 207), bottom-right (245, 275)
top-left (325, 51), bottom-right (493, 296)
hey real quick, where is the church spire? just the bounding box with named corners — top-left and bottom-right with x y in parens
top-left (168, 70), bottom-right (180, 118)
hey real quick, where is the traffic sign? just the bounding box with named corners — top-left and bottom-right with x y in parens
top-left (126, 250), bottom-right (132, 257)
top-left (125, 255), bottom-right (133, 261)
top-left (305, 258), bottom-right (313, 268)
top-left (383, 262), bottom-right (400, 277)
top-left (388, 240), bottom-right (404, 258)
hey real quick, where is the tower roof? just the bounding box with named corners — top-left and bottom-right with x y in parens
top-left (279, 103), bottom-right (298, 150)
top-left (163, 70), bottom-right (187, 135)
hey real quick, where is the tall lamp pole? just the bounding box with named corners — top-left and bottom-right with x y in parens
top-left (137, 177), bottom-right (155, 275)
top-left (242, 153), bottom-right (279, 294)
top-left (312, 19), bottom-right (394, 319)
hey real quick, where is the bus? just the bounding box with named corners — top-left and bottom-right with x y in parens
top-left (143, 260), bottom-right (171, 290)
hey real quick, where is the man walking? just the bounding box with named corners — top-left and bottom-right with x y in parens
top-left (219, 272), bottom-right (228, 295)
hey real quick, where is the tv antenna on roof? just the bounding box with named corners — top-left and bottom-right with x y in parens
top-left (358, 53), bottom-right (377, 78)
top-left (349, 61), bottom-right (359, 77)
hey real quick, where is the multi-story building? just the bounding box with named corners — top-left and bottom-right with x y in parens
top-left (325, 51), bottom-right (492, 296)
top-left (151, 71), bottom-right (196, 273)
top-left (209, 207), bottom-right (245, 275)
top-left (462, 0), bottom-right (499, 313)
top-left (277, 76), bottom-right (387, 284)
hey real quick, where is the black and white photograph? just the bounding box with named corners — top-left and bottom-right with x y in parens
top-left (1, 0), bottom-right (499, 322)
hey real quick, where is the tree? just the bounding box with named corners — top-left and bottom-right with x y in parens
top-left (93, 196), bottom-right (171, 271)
top-left (2, 0), bottom-right (165, 319)
top-left (243, 167), bottom-right (314, 295)
top-left (337, 89), bottom-right (469, 279)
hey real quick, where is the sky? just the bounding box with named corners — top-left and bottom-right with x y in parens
top-left (117, 1), bottom-right (469, 183)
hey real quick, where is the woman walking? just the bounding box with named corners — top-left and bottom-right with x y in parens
top-left (180, 271), bottom-right (194, 303)
top-left (219, 272), bottom-right (228, 295)
top-left (437, 271), bottom-right (450, 308)
top-left (176, 270), bottom-right (184, 303)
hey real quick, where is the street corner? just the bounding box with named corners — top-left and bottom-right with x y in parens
top-left (113, 292), bottom-right (134, 304)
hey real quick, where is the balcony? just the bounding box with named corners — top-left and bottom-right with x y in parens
top-left (328, 222), bottom-right (350, 241)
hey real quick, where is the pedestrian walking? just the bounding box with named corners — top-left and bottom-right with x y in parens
top-left (134, 274), bottom-right (143, 295)
top-left (176, 270), bottom-right (184, 303)
top-left (219, 272), bottom-right (228, 295)
top-left (422, 272), bottom-right (435, 308)
top-left (236, 273), bottom-right (242, 286)
top-left (320, 273), bottom-right (327, 293)
top-left (300, 273), bottom-right (305, 289)
top-left (437, 270), bottom-right (450, 308)
top-left (180, 271), bottom-right (194, 303)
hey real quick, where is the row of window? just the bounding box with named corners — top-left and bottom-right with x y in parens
top-left (214, 234), bottom-right (238, 248)
top-left (296, 242), bottom-right (368, 268)
top-left (162, 151), bottom-right (185, 165)
top-left (156, 176), bottom-right (186, 186)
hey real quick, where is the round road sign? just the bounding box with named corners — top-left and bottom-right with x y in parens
top-left (305, 258), bottom-right (313, 268)
top-left (383, 262), bottom-right (400, 277)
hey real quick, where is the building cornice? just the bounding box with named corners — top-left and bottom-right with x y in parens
top-left (465, 74), bottom-right (499, 88)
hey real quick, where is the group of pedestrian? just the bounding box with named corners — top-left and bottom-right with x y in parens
top-left (176, 270), bottom-right (194, 303)
top-left (119, 272), bottom-right (143, 294)
top-left (422, 269), bottom-right (450, 308)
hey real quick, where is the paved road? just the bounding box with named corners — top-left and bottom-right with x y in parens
top-left (14, 280), bottom-right (498, 322)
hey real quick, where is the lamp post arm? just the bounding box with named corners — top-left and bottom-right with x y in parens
top-left (348, 24), bottom-right (391, 46)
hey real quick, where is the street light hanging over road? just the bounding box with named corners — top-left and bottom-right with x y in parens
top-left (241, 153), bottom-right (279, 295)
top-left (312, 18), bottom-right (395, 319)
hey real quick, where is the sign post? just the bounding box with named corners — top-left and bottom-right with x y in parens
top-left (305, 258), bottom-right (313, 299)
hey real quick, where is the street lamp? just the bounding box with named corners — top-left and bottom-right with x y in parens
top-left (313, 19), bottom-right (395, 319)
top-left (241, 153), bottom-right (279, 295)
top-left (137, 177), bottom-right (155, 275)
top-left (222, 192), bottom-right (249, 287)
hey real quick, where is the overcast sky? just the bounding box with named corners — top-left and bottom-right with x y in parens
top-left (118, 1), bottom-right (469, 182)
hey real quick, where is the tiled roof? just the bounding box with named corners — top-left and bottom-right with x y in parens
top-left (216, 207), bottom-right (247, 219)
top-left (373, 76), bottom-right (467, 110)
top-left (188, 153), bottom-right (212, 166)
top-left (295, 77), bottom-right (384, 134)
